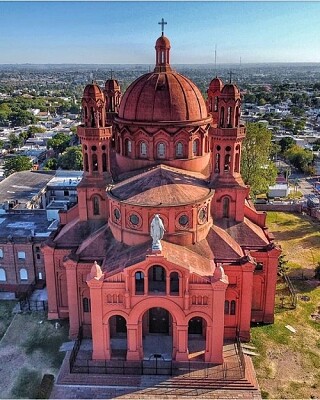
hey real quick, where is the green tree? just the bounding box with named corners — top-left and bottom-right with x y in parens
top-left (47, 132), bottom-right (71, 154)
top-left (285, 145), bottom-right (314, 174)
top-left (8, 133), bottom-right (23, 150)
top-left (43, 158), bottom-right (58, 170)
top-left (58, 146), bottom-right (83, 170)
top-left (9, 111), bottom-right (36, 127)
top-left (279, 137), bottom-right (295, 153)
top-left (241, 122), bottom-right (277, 196)
top-left (28, 125), bottom-right (46, 136)
top-left (4, 155), bottom-right (33, 177)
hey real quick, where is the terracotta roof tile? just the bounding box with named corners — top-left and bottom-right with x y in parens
top-left (110, 165), bottom-right (212, 206)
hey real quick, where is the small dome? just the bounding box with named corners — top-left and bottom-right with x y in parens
top-left (105, 79), bottom-right (120, 91)
top-left (209, 77), bottom-right (224, 92)
top-left (221, 83), bottom-right (240, 98)
top-left (83, 83), bottom-right (104, 100)
top-left (155, 35), bottom-right (171, 48)
top-left (118, 71), bottom-right (209, 123)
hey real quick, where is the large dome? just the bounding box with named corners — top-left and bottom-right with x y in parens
top-left (118, 71), bottom-right (208, 123)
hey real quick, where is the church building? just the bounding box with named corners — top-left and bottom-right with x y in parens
top-left (43, 28), bottom-right (280, 365)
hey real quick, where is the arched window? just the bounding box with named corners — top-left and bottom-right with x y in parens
top-left (224, 300), bottom-right (230, 314)
top-left (224, 154), bottom-right (231, 172)
top-left (214, 96), bottom-right (218, 111)
top-left (84, 106), bottom-right (88, 120)
top-left (90, 107), bottom-right (95, 127)
top-left (102, 153), bottom-right (107, 172)
top-left (235, 152), bottom-right (240, 173)
top-left (140, 142), bottom-right (147, 157)
top-left (205, 136), bottom-right (209, 153)
top-left (93, 196), bottom-right (100, 215)
top-left (148, 265), bottom-right (166, 293)
top-left (193, 139), bottom-right (200, 156)
top-left (227, 106), bottom-right (232, 127)
top-left (0, 249), bottom-right (3, 258)
top-left (223, 197), bottom-right (230, 218)
top-left (157, 142), bottom-right (166, 159)
top-left (124, 139), bottom-right (131, 156)
top-left (235, 106), bottom-right (240, 127)
top-left (84, 153), bottom-right (89, 172)
top-left (170, 272), bottom-right (179, 295)
top-left (83, 297), bottom-right (91, 313)
top-left (230, 300), bottom-right (236, 315)
top-left (20, 268), bottom-right (28, 281)
top-left (176, 142), bottom-right (183, 158)
top-left (215, 153), bottom-right (220, 173)
top-left (220, 107), bottom-right (225, 127)
top-left (0, 268), bottom-right (6, 282)
top-left (135, 271), bottom-right (144, 295)
top-left (92, 153), bottom-right (98, 171)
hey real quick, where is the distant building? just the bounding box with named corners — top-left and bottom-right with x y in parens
top-left (0, 210), bottom-right (57, 295)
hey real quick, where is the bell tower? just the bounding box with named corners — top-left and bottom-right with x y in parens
top-left (209, 79), bottom-right (249, 222)
top-left (104, 75), bottom-right (122, 125)
top-left (77, 83), bottom-right (112, 221)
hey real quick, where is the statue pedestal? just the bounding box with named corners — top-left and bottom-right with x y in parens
top-left (152, 241), bottom-right (162, 252)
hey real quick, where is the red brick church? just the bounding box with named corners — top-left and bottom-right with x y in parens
top-left (43, 28), bottom-right (280, 365)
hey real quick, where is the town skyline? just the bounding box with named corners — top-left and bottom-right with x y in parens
top-left (1, 1), bottom-right (320, 64)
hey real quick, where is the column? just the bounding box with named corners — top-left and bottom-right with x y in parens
top-left (175, 324), bottom-right (188, 361)
top-left (42, 245), bottom-right (59, 319)
top-left (210, 281), bottom-right (227, 363)
top-left (126, 323), bottom-right (140, 360)
top-left (64, 259), bottom-right (80, 339)
top-left (87, 278), bottom-right (107, 359)
top-left (239, 263), bottom-right (254, 341)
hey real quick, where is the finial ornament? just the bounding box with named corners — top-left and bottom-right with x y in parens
top-left (158, 18), bottom-right (167, 36)
top-left (110, 69), bottom-right (114, 79)
top-left (150, 214), bottom-right (165, 251)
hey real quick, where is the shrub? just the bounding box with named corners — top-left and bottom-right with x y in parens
top-left (11, 367), bottom-right (42, 399)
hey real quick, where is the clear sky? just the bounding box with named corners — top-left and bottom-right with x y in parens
top-left (1, 1), bottom-right (320, 64)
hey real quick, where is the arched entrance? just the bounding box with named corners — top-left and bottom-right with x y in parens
top-left (142, 307), bottom-right (173, 360)
top-left (188, 316), bottom-right (207, 361)
top-left (109, 315), bottom-right (127, 359)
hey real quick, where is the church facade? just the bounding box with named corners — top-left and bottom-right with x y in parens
top-left (43, 31), bottom-right (280, 364)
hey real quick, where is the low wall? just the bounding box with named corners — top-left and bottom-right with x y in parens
top-left (254, 203), bottom-right (302, 213)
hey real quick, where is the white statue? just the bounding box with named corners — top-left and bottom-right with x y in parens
top-left (150, 214), bottom-right (165, 251)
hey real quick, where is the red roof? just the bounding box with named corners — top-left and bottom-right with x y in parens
top-left (110, 165), bottom-right (212, 206)
top-left (118, 71), bottom-right (208, 123)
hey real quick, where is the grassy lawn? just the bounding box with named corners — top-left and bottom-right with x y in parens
top-left (0, 311), bottom-right (69, 399)
top-left (250, 212), bottom-right (320, 399)
top-left (0, 301), bottom-right (17, 340)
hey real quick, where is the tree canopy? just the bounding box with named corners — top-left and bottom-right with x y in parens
top-left (4, 155), bottom-right (33, 177)
top-left (58, 146), bottom-right (83, 170)
top-left (241, 122), bottom-right (277, 196)
top-left (47, 132), bottom-right (71, 155)
top-left (285, 145), bottom-right (314, 174)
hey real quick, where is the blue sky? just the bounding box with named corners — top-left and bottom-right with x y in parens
top-left (1, 2), bottom-right (320, 64)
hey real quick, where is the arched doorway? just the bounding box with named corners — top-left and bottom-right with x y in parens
top-left (142, 307), bottom-right (173, 360)
top-left (188, 316), bottom-right (207, 361)
top-left (109, 315), bottom-right (127, 359)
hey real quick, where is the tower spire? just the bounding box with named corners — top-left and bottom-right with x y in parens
top-left (158, 18), bottom-right (167, 36)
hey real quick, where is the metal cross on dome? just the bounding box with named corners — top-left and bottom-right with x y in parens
top-left (158, 18), bottom-right (167, 36)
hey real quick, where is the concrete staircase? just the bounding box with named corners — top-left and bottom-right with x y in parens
top-left (52, 351), bottom-right (261, 399)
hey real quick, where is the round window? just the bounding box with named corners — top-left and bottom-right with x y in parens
top-left (226, 146), bottom-right (231, 152)
top-left (179, 215), bottom-right (189, 226)
top-left (114, 208), bottom-right (121, 221)
top-left (102, 145), bottom-right (106, 150)
top-left (216, 145), bottom-right (221, 151)
top-left (91, 145), bottom-right (97, 151)
top-left (130, 214), bottom-right (139, 225)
